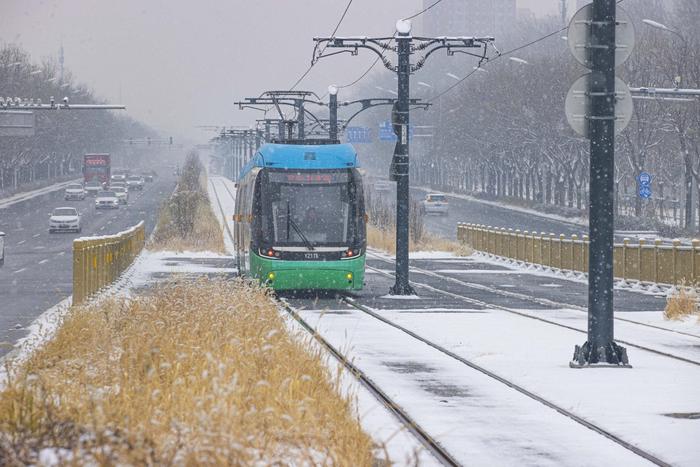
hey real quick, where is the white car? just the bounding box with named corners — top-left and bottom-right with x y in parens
top-left (422, 193), bottom-right (449, 215)
top-left (84, 180), bottom-right (104, 196)
top-left (126, 175), bottom-right (144, 190)
top-left (111, 173), bottom-right (127, 183)
top-left (64, 183), bottom-right (86, 201)
top-left (95, 191), bottom-right (120, 209)
top-left (48, 207), bottom-right (81, 233)
top-left (111, 186), bottom-right (129, 205)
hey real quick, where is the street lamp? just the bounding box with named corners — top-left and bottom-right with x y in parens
top-left (642, 18), bottom-right (688, 47)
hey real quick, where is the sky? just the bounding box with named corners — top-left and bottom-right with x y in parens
top-left (0, 0), bottom-right (564, 142)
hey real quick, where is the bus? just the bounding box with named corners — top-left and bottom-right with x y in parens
top-left (234, 142), bottom-right (366, 291)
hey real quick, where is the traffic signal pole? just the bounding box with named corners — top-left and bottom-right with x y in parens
top-left (571, 0), bottom-right (629, 367)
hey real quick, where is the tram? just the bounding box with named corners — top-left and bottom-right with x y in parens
top-left (233, 142), bottom-right (366, 290)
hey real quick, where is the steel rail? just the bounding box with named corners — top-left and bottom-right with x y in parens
top-left (368, 250), bottom-right (700, 341)
top-left (280, 300), bottom-right (461, 467)
top-left (365, 256), bottom-right (700, 368)
top-left (340, 281), bottom-right (670, 467)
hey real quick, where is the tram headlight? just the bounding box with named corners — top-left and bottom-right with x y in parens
top-left (268, 272), bottom-right (276, 281)
top-left (260, 248), bottom-right (280, 259)
top-left (343, 248), bottom-right (360, 259)
top-left (346, 272), bottom-right (353, 282)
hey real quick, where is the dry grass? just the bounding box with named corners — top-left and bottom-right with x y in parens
top-left (150, 152), bottom-right (224, 253)
top-left (0, 279), bottom-right (376, 465)
top-left (367, 224), bottom-right (473, 256)
top-left (664, 285), bottom-right (699, 321)
top-left (150, 190), bottom-right (225, 253)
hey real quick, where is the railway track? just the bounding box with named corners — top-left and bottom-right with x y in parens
top-left (281, 300), bottom-right (461, 466)
top-left (339, 273), bottom-right (671, 467)
top-left (209, 179), bottom-right (678, 465)
top-left (367, 251), bottom-right (700, 367)
top-left (209, 177), bottom-right (458, 465)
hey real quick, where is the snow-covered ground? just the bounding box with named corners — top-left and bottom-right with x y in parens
top-left (207, 176), bottom-right (236, 253)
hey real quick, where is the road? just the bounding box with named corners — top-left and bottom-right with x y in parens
top-left (408, 188), bottom-right (586, 240)
top-left (0, 169), bottom-right (176, 356)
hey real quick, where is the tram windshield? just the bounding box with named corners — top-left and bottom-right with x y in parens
top-left (262, 169), bottom-right (362, 247)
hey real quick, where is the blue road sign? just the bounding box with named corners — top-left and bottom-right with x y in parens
top-left (639, 185), bottom-right (652, 199)
top-left (346, 126), bottom-right (372, 143)
top-left (379, 121), bottom-right (414, 142)
top-left (638, 172), bottom-right (652, 186)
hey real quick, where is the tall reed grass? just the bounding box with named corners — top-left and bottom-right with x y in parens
top-left (0, 279), bottom-right (375, 465)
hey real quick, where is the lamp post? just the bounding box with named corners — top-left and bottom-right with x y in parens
top-left (642, 18), bottom-right (693, 229)
top-left (328, 85), bottom-right (338, 142)
top-left (312, 20), bottom-right (496, 294)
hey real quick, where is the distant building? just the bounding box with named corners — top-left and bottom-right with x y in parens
top-left (422, 0), bottom-right (516, 38)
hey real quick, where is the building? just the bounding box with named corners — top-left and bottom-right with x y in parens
top-left (422, 0), bottom-right (517, 38)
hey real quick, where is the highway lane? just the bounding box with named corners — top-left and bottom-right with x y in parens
top-left (408, 188), bottom-right (586, 240)
top-left (0, 169), bottom-right (176, 356)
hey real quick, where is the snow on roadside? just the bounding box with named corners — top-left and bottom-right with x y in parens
top-left (0, 297), bottom-right (72, 390)
top-left (0, 178), bottom-right (82, 210)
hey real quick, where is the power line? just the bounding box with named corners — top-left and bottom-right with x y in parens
top-left (429, 0), bottom-right (628, 102)
top-left (403, 0), bottom-right (445, 21)
top-left (289, 0), bottom-right (354, 91)
top-left (335, 0), bottom-right (447, 92)
top-left (429, 26), bottom-right (566, 102)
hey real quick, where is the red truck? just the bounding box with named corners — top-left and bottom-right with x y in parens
top-left (83, 153), bottom-right (111, 184)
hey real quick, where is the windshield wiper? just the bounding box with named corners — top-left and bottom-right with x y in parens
top-left (285, 202), bottom-right (314, 251)
top-left (289, 216), bottom-right (315, 251)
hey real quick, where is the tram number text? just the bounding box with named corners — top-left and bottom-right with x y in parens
top-left (304, 253), bottom-right (319, 260)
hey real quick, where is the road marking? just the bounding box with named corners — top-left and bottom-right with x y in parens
top-left (17, 240), bottom-right (25, 245)
top-left (57, 251), bottom-right (65, 256)
top-left (13, 268), bottom-right (26, 274)
top-left (33, 246), bottom-right (46, 250)
top-left (38, 259), bottom-right (49, 264)
top-left (32, 233), bottom-right (40, 238)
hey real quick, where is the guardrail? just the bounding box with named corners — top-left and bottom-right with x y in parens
top-left (458, 223), bottom-right (700, 287)
top-left (72, 221), bottom-right (145, 305)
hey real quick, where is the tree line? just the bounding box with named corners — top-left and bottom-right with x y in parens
top-left (351, 0), bottom-right (699, 234)
top-left (0, 43), bottom-right (156, 193)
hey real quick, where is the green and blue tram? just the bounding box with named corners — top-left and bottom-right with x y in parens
top-left (233, 142), bottom-right (366, 290)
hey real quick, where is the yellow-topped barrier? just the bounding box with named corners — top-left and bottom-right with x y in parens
top-left (72, 221), bottom-right (145, 304)
top-left (458, 222), bottom-right (700, 287)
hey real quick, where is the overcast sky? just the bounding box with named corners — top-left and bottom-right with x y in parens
top-left (0, 0), bottom-right (563, 142)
